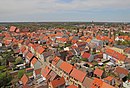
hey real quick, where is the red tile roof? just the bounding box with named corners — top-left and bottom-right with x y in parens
top-left (83, 77), bottom-right (93, 88)
top-left (70, 68), bottom-right (86, 82)
top-left (114, 66), bottom-right (129, 75)
top-left (56, 38), bottom-right (67, 42)
top-left (82, 52), bottom-right (91, 59)
top-left (101, 81), bottom-right (115, 88)
top-left (26, 52), bottom-right (33, 61)
top-left (26, 68), bottom-right (33, 71)
top-left (35, 68), bottom-right (41, 75)
top-left (104, 76), bottom-right (113, 81)
top-left (52, 56), bottom-right (60, 65)
top-left (91, 78), bottom-right (102, 88)
top-left (20, 46), bottom-right (26, 53)
top-left (10, 26), bottom-right (17, 32)
top-left (31, 57), bottom-right (38, 65)
top-left (21, 74), bottom-right (28, 85)
top-left (91, 78), bottom-right (115, 88)
top-left (50, 77), bottom-right (65, 88)
top-left (105, 48), bottom-right (126, 61)
top-left (59, 61), bottom-right (73, 74)
top-left (94, 68), bottom-right (103, 77)
top-left (36, 46), bottom-right (45, 54)
top-left (67, 85), bottom-right (78, 88)
top-left (16, 28), bottom-right (20, 33)
top-left (42, 66), bottom-right (51, 78)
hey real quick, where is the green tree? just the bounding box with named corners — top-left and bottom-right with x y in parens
top-left (127, 73), bottom-right (130, 80)
top-left (17, 69), bottom-right (25, 79)
top-left (15, 57), bottom-right (23, 65)
top-left (0, 50), bottom-right (14, 66)
top-left (0, 72), bottom-right (12, 87)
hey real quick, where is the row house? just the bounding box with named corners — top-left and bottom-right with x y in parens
top-left (91, 78), bottom-right (115, 88)
top-left (82, 76), bottom-right (93, 88)
top-left (103, 48), bottom-right (127, 65)
top-left (114, 66), bottom-right (129, 80)
top-left (69, 68), bottom-right (87, 88)
top-left (59, 61), bottom-right (74, 84)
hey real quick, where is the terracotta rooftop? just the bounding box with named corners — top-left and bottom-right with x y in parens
top-left (70, 68), bottom-right (86, 82)
top-left (10, 26), bottom-right (17, 32)
top-left (83, 77), bottom-right (93, 88)
top-left (35, 68), bottom-right (41, 75)
top-left (26, 52), bottom-right (34, 61)
top-left (105, 48), bottom-right (126, 61)
top-left (94, 68), bottom-right (104, 77)
top-left (36, 46), bottom-right (45, 54)
top-left (114, 66), bottom-right (129, 76)
top-left (42, 66), bottom-right (51, 78)
top-left (59, 61), bottom-right (73, 74)
top-left (52, 56), bottom-right (60, 65)
top-left (104, 76), bottom-right (114, 81)
top-left (21, 74), bottom-right (28, 85)
top-left (91, 78), bottom-right (115, 88)
top-left (31, 57), bottom-right (38, 65)
top-left (82, 52), bottom-right (91, 59)
top-left (50, 77), bottom-right (65, 88)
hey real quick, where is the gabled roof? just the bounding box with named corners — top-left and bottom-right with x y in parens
top-left (82, 52), bottom-right (91, 59)
top-left (91, 78), bottom-right (103, 88)
top-left (83, 77), bottom-right (93, 88)
top-left (31, 57), bottom-right (38, 65)
top-left (114, 66), bottom-right (129, 76)
top-left (16, 28), bottom-right (20, 33)
top-left (48, 71), bottom-right (57, 81)
top-left (105, 48), bottom-right (126, 61)
top-left (35, 68), bottom-right (41, 75)
top-left (52, 56), bottom-right (60, 65)
top-left (59, 61), bottom-right (73, 74)
top-left (91, 78), bottom-right (115, 88)
top-left (94, 68), bottom-right (103, 77)
top-left (70, 68), bottom-right (86, 82)
top-left (21, 74), bottom-right (28, 85)
top-left (10, 26), bottom-right (17, 32)
top-left (42, 66), bottom-right (51, 78)
top-left (67, 85), bottom-right (78, 88)
top-left (50, 77), bottom-right (65, 88)
top-left (104, 76), bottom-right (114, 81)
top-left (101, 81), bottom-right (115, 88)
top-left (56, 38), bottom-right (67, 42)
top-left (20, 46), bottom-right (26, 53)
top-left (36, 46), bottom-right (45, 54)
top-left (26, 52), bottom-right (33, 61)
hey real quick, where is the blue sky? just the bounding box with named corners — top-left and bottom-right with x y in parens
top-left (0, 0), bottom-right (130, 22)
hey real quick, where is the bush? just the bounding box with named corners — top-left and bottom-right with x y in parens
top-left (17, 69), bottom-right (25, 79)
top-left (0, 66), bottom-right (6, 71)
top-left (0, 72), bottom-right (12, 87)
top-left (81, 58), bottom-right (87, 61)
top-left (15, 57), bottom-right (23, 65)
